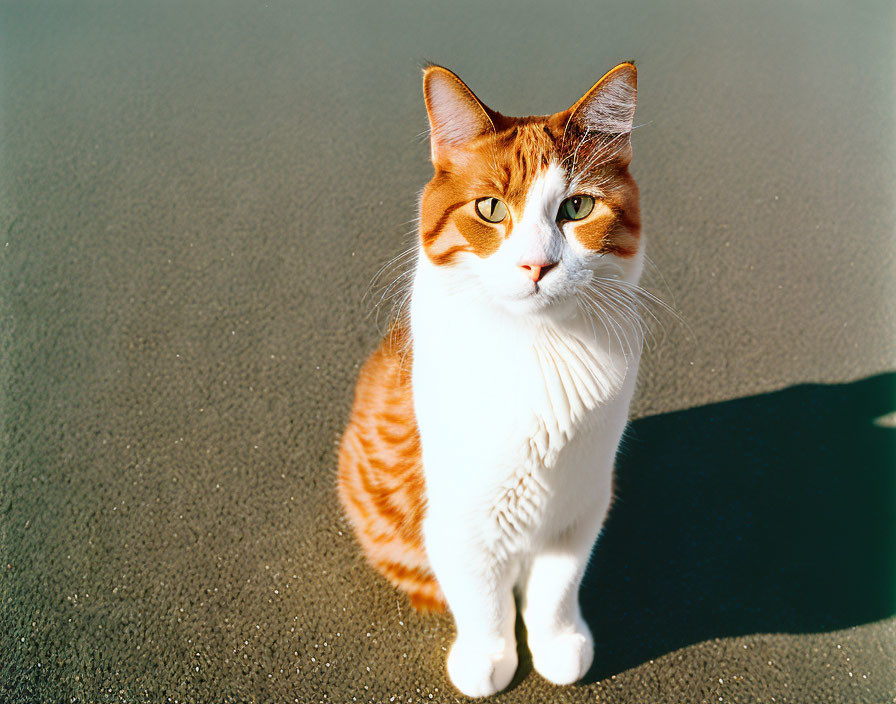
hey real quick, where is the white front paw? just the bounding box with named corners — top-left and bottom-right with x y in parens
top-left (446, 636), bottom-right (518, 698)
top-left (529, 625), bottom-right (594, 685)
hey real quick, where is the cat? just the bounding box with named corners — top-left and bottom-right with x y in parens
top-left (338, 61), bottom-right (643, 697)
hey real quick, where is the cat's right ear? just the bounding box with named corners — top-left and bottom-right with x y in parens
top-left (565, 62), bottom-right (637, 137)
top-left (423, 65), bottom-right (495, 164)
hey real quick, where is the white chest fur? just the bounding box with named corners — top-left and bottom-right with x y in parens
top-left (410, 258), bottom-right (640, 556)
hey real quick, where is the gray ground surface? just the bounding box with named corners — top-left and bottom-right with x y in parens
top-left (2, 1), bottom-right (894, 702)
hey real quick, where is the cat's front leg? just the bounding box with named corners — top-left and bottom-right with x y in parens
top-left (521, 506), bottom-right (608, 685)
top-left (424, 512), bottom-right (518, 698)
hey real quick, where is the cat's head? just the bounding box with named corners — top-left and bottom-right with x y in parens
top-left (419, 62), bottom-right (641, 319)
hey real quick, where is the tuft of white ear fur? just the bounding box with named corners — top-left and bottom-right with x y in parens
top-left (423, 66), bottom-right (494, 162)
top-left (567, 63), bottom-right (637, 135)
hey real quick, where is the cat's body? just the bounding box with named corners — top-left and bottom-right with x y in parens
top-left (338, 62), bottom-right (644, 697)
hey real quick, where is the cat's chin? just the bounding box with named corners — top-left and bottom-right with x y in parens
top-left (497, 289), bottom-right (579, 321)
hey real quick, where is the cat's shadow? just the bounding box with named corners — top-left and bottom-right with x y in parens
top-left (531, 372), bottom-right (895, 683)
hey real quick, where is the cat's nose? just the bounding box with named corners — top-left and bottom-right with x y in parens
top-left (519, 261), bottom-right (557, 283)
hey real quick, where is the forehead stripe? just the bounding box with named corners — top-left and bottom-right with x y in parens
top-left (421, 201), bottom-right (465, 247)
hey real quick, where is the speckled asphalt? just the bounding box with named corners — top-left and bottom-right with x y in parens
top-left (2, 1), bottom-right (894, 702)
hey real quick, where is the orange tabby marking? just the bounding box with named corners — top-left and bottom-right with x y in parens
top-left (337, 327), bottom-right (446, 611)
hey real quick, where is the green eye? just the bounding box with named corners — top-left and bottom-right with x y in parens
top-left (558, 195), bottom-right (595, 221)
top-left (475, 197), bottom-right (508, 223)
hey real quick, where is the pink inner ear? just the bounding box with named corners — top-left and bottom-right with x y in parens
top-left (423, 67), bottom-right (494, 156)
top-left (427, 80), bottom-right (485, 145)
top-left (568, 64), bottom-right (637, 136)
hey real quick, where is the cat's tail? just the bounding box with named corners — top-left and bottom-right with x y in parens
top-left (337, 425), bottom-right (446, 612)
top-left (336, 334), bottom-right (447, 613)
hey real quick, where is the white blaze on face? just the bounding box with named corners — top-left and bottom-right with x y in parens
top-left (508, 162), bottom-right (569, 267)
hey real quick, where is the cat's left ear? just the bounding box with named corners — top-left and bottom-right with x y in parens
top-left (564, 62), bottom-right (637, 139)
top-left (423, 65), bottom-right (495, 164)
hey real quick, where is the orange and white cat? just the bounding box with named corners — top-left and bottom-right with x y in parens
top-left (338, 62), bottom-right (643, 697)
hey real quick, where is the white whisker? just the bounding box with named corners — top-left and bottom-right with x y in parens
top-left (580, 288), bottom-right (635, 361)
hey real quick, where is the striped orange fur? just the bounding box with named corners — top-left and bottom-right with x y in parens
top-left (337, 326), bottom-right (446, 611)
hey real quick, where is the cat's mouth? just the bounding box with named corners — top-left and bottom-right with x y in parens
top-left (520, 280), bottom-right (552, 300)
top-left (503, 281), bottom-right (577, 317)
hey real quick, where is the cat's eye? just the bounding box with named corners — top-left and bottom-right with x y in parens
top-left (475, 197), bottom-right (508, 224)
top-left (558, 195), bottom-right (595, 221)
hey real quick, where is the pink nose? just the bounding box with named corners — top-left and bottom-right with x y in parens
top-left (520, 261), bottom-right (556, 283)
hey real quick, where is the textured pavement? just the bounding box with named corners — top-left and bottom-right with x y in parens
top-left (2, 1), bottom-right (894, 702)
